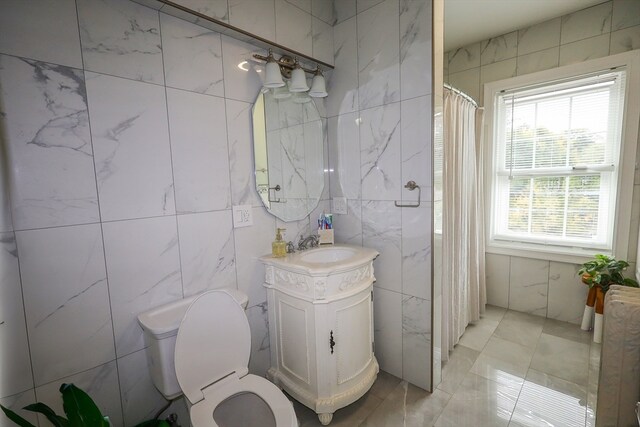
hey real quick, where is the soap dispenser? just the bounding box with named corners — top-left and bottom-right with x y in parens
top-left (272, 228), bottom-right (287, 258)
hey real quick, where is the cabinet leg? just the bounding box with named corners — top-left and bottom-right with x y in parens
top-left (318, 413), bottom-right (333, 425)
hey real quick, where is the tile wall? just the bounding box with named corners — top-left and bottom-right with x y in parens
top-left (0, 0), bottom-right (333, 425)
top-left (327, 0), bottom-right (434, 390)
top-left (443, 0), bottom-right (640, 323)
top-left (141, 0), bottom-right (335, 66)
top-left (444, 0), bottom-right (640, 103)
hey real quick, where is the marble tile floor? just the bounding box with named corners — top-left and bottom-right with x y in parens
top-left (291, 305), bottom-right (600, 426)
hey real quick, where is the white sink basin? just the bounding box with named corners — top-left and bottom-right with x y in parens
top-left (298, 247), bottom-right (358, 264)
top-left (260, 244), bottom-right (379, 276)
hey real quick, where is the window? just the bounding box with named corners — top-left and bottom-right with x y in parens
top-left (485, 53), bottom-right (640, 262)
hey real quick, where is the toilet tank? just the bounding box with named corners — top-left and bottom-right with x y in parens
top-left (138, 288), bottom-right (249, 399)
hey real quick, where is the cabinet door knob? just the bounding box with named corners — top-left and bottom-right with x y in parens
top-left (330, 330), bottom-right (335, 354)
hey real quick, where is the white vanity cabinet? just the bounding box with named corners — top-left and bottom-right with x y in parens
top-left (260, 245), bottom-right (380, 425)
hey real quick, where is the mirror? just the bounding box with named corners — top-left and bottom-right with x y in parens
top-left (252, 89), bottom-right (325, 222)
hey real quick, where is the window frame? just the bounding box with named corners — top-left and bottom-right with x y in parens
top-left (484, 51), bottom-right (640, 264)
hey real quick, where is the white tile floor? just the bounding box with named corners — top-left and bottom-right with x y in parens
top-left (292, 305), bottom-right (600, 426)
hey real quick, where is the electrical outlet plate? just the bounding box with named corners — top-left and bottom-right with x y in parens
top-left (332, 197), bottom-right (347, 214)
top-left (232, 205), bottom-right (253, 228)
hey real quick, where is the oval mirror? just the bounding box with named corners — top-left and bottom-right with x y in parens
top-left (252, 89), bottom-right (325, 222)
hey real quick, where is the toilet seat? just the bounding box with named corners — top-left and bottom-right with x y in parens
top-left (190, 374), bottom-right (297, 427)
top-left (175, 290), bottom-right (252, 405)
top-left (174, 290), bottom-right (297, 427)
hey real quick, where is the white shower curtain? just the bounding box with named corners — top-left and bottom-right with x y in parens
top-left (441, 88), bottom-right (486, 361)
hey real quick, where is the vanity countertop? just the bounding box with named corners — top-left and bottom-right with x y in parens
top-left (260, 244), bottom-right (379, 276)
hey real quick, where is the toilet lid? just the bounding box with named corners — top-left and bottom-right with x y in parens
top-left (175, 290), bottom-right (251, 404)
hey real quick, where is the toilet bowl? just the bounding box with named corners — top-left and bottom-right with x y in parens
top-left (175, 290), bottom-right (298, 427)
top-left (171, 290), bottom-right (297, 427)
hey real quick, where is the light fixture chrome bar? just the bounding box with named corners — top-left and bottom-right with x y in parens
top-left (253, 52), bottom-right (320, 75)
top-left (257, 49), bottom-right (327, 97)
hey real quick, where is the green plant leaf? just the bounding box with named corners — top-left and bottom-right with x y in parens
top-left (0, 405), bottom-right (37, 427)
top-left (580, 255), bottom-right (639, 294)
top-left (59, 384), bottom-right (109, 427)
top-left (23, 403), bottom-right (69, 427)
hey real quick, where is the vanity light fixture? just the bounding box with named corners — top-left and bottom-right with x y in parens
top-left (289, 59), bottom-right (309, 92)
top-left (263, 50), bottom-right (285, 88)
top-left (253, 50), bottom-right (328, 98)
top-left (309, 67), bottom-right (327, 98)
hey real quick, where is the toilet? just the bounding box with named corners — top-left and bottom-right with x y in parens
top-left (138, 289), bottom-right (298, 427)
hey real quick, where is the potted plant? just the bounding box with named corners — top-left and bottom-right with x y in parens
top-left (0, 383), bottom-right (170, 427)
top-left (578, 254), bottom-right (639, 293)
top-left (577, 254), bottom-right (639, 342)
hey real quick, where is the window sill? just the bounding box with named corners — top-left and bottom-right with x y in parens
top-left (486, 240), bottom-right (609, 264)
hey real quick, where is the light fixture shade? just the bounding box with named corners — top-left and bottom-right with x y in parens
top-left (264, 60), bottom-right (285, 88)
top-left (289, 67), bottom-right (309, 92)
top-left (309, 73), bottom-right (327, 97)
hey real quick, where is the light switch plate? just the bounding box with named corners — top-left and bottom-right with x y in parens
top-left (232, 205), bottom-right (253, 228)
top-left (332, 197), bottom-right (347, 214)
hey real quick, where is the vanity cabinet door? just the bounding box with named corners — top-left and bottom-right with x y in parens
top-left (273, 292), bottom-right (317, 394)
top-left (328, 287), bottom-right (374, 393)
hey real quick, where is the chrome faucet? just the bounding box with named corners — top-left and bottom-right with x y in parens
top-left (298, 234), bottom-right (320, 251)
top-left (286, 241), bottom-right (296, 254)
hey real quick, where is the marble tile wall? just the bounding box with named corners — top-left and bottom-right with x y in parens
top-left (443, 0), bottom-right (640, 325)
top-left (485, 254), bottom-right (598, 326)
top-left (165, 0), bottom-right (335, 65)
top-left (0, 0), bottom-right (332, 425)
top-left (445, 1), bottom-right (640, 104)
top-left (328, 0), bottom-right (434, 390)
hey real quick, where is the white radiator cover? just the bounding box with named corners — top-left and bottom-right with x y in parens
top-left (597, 285), bottom-right (640, 427)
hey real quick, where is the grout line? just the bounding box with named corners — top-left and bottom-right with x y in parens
top-left (325, 91), bottom-right (434, 120)
top-left (356, 0), bottom-right (386, 17)
top-left (11, 207), bottom-right (244, 234)
top-left (11, 231), bottom-right (38, 401)
top-left (545, 260), bottom-right (550, 318)
top-left (506, 316), bottom-right (550, 424)
top-left (557, 14), bottom-right (563, 62)
top-left (0, 52), bottom-right (83, 73)
top-left (159, 14), bottom-right (187, 299)
top-left (0, 49), bottom-right (255, 108)
top-left (0, 44), bottom-right (38, 404)
top-left (507, 255), bottom-right (512, 309)
top-left (395, 0), bottom-right (408, 370)
top-left (219, 32), bottom-right (242, 294)
top-left (431, 385), bottom-right (455, 425)
top-left (31, 358), bottom-right (119, 391)
top-left (272, 0), bottom-right (279, 51)
top-left (72, 0), bottom-right (124, 421)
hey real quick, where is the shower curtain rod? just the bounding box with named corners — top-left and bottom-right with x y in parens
top-left (444, 83), bottom-right (479, 108)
